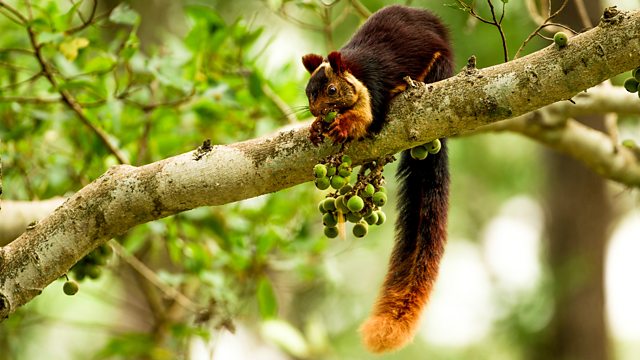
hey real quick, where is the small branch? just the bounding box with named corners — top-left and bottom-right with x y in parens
top-left (0, 72), bottom-right (44, 91)
top-left (476, 86), bottom-right (640, 185)
top-left (349, 0), bottom-right (371, 18)
top-left (321, 6), bottom-right (334, 51)
top-left (515, 0), bottom-right (572, 58)
top-left (111, 241), bottom-right (200, 313)
top-left (261, 82), bottom-right (298, 124)
top-left (25, 23), bottom-right (129, 164)
top-left (0, 1), bottom-right (27, 25)
top-left (125, 88), bottom-right (196, 113)
top-left (0, 95), bottom-right (61, 104)
top-left (487, 0), bottom-right (509, 62)
top-left (457, 0), bottom-right (509, 61)
top-left (64, 0), bottom-right (102, 35)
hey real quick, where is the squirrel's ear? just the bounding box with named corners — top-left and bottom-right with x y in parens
top-left (302, 53), bottom-right (323, 74)
top-left (328, 51), bottom-right (346, 74)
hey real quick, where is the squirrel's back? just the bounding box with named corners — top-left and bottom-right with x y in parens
top-left (339, 5), bottom-right (453, 132)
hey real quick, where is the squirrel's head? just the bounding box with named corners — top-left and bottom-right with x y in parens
top-left (302, 51), bottom-right (363, 117)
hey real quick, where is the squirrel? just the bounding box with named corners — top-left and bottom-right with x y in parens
top-left (301, 5), bottom-right (453, 354)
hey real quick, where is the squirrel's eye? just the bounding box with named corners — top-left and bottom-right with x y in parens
top-left (327, 85), bottom-right (337, 95)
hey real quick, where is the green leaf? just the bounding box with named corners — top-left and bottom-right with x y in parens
top-left (84, 54), bottom-right (117, 73)
top-left (38, 31), bottom-right (64, 44)
top-left (257, 277), bottom-right (278, 319)
top-left (248, 71), bottom-right (263, 99)
top-left (109, 3), bottom-right (140, 26)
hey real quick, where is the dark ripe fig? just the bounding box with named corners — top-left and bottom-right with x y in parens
top-left (353, 221), bottom-right (368, 238)
top-left (86, 266), bottom-right (102, 279)
top-left (339, 184), bottom-right (353, 195)
top-left (322, 197), bottom-right (337, 212)
top-left (410, 145), bottom-right (428, 160)
top-left (63, 280), bottom-right (79, 296)
top-left (624, 78), bottom-right (639, 93)
top-left (315, 176), bottom-right (330, 190)
top-left (346, 212), bottom-right (363, 223)
top-left (324, 226), bottom-right (339, 238)
top-left (364, 212), bottom-right (379, 225)
top-left (318, 200), bottom-right (328, 214)
top-left (322, 212), bottom-right (338, 227)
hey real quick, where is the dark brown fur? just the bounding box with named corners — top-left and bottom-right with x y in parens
top-left (302, 5), bottom-right (453, 353)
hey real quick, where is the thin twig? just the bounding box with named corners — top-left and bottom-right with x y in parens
top-left (0, 47), bottom-right (34, 55)
top-left (65, 3), bottom-right (111, 36)
top-left (487, 0), bottom-right (509, 62)
top-left (456, 0), bottom-right (509, 61)
top-left (0, 95), bottom-right (61, 104)
top-left (277, 5), bottom-right (323, 32)
top-left (515, 0), bottom-right (572, 58)
top-left (0, 72), bottom-right (44, 91)
top-left (261, 82), bottom-right (298, 124)
top-left (25, 21), bottom-right (129, 164)
top-left (321, 6), bottom-right (334, 51)
top-left (111, 241), bottom-right (200, 313)
top-left (0, 1), bottom-right (28, 24)
top-left (349, 0), bottom-right (371, 18)
top-left (456, 0), bottom-right (494, 25)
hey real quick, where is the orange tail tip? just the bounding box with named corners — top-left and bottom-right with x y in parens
top-left (360, 314), bottom-right (418, 353)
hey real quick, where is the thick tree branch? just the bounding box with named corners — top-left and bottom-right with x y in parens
top-left (1, 8), bottom-right (639, 320)
top-left (478, 87), bottom-right (640, 185)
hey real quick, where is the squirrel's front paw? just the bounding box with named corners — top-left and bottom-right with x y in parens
top-left (327, 117), bottom-right (350, 143)
top-left (309, 117), bottom-right (326, 146)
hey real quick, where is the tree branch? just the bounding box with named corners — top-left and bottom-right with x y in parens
top-left (1, 8), bottom-right (639, 320)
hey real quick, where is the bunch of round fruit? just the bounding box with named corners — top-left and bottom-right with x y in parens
top-left (313, 153), bottom-right (353, 191)
top-left (313, 155), bottom-right (388, 239)
top-left (623, 67), bottom-right (640, 97)
top-left (410, 139), bottom-right (442, 160)
top-left (69, 243), bottom-right (113, 282)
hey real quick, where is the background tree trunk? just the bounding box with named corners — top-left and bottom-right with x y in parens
top-left (537, 1), bottom-right (612, 359)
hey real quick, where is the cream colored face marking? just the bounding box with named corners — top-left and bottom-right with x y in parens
top-left (311, 61), bottom-right (331, 78)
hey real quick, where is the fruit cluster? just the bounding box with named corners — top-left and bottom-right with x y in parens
top-left (410, 139), bottom-right (442, 160)
top-left (313, 153), bottom-right (392, 239)
top-left (63, 243), bottom-right (113, 295)
top-left (623, 67), bottom-right (640, 97)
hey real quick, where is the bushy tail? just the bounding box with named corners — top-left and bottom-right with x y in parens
top-left (360, 140), bottom-right (449, 353)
